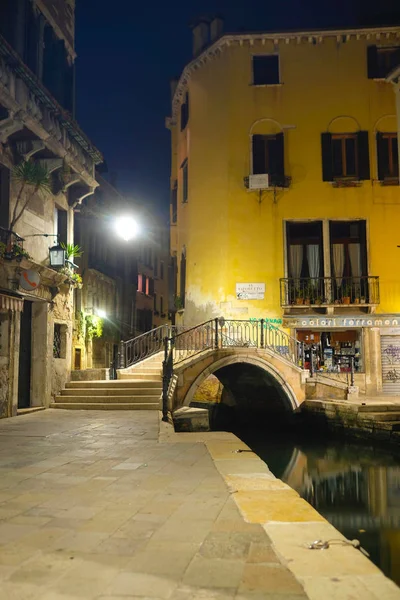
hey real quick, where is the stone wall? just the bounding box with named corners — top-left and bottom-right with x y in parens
top-left (0, 361), bottom-right (8, 418)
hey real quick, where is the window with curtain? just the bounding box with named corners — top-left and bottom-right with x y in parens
top-left (329, 221), bottom-right (367, 279)
top-left (286, 221), bottom-right (323, 280)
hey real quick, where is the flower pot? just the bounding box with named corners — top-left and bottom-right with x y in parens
top-left (360, 297), bottom-right (366, 304)
top-left (304, 298), bottom-right (311, 305)
top-left (342, 296), bottom-right (351, 305)
top-left (354, 298), bottom-right (360, 304)
top-left (295, 298), bottom-right (304, 305)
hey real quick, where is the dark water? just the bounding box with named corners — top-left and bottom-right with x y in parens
top-left (237, 426), bottom-right (400, 585)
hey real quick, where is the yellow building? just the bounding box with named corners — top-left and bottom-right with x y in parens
top-left (168, 19), bottom-right (400, 397)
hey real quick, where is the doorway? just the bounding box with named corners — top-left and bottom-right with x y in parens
top-left (18, 301), bottom-right (32, 409)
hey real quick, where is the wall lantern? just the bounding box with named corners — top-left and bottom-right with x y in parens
top-left (49, 245), bottom-right (66, 268)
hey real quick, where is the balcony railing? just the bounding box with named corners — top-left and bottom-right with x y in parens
top-left (0, 226), bottom-right (27, 261)
top-left (280, 276), bottom-right (380, 307)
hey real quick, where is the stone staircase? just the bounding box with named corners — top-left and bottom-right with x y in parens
top-left (51, 353), bottom-right (163, 410)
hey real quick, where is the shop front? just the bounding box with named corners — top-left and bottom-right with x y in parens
top-left (283, 315), bottom-right (400, 396)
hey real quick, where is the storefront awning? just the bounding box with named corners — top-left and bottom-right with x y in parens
top-left (0, 292), bottom-right (24, 312)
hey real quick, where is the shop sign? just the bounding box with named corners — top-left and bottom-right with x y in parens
top-left (236, 283), bottom-right (265, 300)
top-left (249, 317), bottom-right (283, 326)
top-left (283, 315), bottom-right (400, 329)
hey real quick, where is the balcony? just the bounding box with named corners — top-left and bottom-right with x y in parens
top-left (280, 276), bottom-right (380, 308)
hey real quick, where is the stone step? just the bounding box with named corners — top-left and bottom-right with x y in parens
top-left (50, 402), bottom-right (159, 410)
top-left (55, 395), bottom-right (160, 404)
top-left (118, 373), bottom-right (161, 381)
top-left (360, 411), bottom-right (400, 422)
top-left (66, 380), bottom-right (160, 388)
top-left (61, 387), bottom-right (161, 397)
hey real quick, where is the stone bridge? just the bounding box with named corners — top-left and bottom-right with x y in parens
top-left (168, 346), bottom-right (309, 428)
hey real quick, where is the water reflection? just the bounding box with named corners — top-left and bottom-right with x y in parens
top-left (239, 431), bottom-right (400, 585)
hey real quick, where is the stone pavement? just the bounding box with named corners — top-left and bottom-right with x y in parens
top-left (0, 409), bottom-right (308, 600)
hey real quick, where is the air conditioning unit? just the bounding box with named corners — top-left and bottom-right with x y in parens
top-left (248, 174), bottom-right (270, 190)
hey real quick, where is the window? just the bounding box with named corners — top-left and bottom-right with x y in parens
top-left (180, 249), bottom-right (186, 308)
top-left (332, 134), bottom-right (358, 178)
top-left (252, 55), bottom-right (280, 85)
top-left (377, 133), bottom-right (399, 181)
top-left (53, 324), bottom-right (62, 358)
top-left (252, 134), bottom-right (284, 183)
top-left (55, 207), bottom-right (68, 245)
top-left (153, 292), bottom-right (157, 313)
top-left (180, 92), bottom-right (189, 131)
top-left (160, 296), bottom-right (164, 315)
top-left (137, 273), bottom-right (144, 293)
top-left (171, 181), bottom-right (177, 223)
top-left (330, 220), bottom-right (367, 282)
top-left (145, 277), bottom-right (154, 297)
top-left (145, 276), bottom-right (150, 296)
top-left (321, 132), bottom-right (370, 181)
top-left (368, 46), bottom-right (400, 79)
top-left (182, 160), bottom-right (188, 203)
top-left (286, 221), bottom-right (324, 281)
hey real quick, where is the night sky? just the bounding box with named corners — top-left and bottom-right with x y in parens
top-left (75, 0), bottom-right (399, 216)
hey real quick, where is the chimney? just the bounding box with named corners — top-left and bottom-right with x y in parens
top-left (210, 15), bottom-right (224, 42)
top-left (190, 17), bottom-right (210, 56)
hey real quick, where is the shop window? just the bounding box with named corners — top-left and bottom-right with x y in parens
top-left (321, 132), bottom-right (370, 181)
top-left (297, 329), bottom-right (363, 374)
top-left (377, 133), bottom-right (399, 181)
top-left (182, 160), bottom-right (188, 203)
top-left (180, 92), bottom-right (189, 131)
top-left (252, 134), bottom-right (284, 184)
top-left (171, 181), bottom-right (178, 223)
top-left (252, 55), bottom-right (280, 85)
top-left (367, 46), bottom-right (400, 79)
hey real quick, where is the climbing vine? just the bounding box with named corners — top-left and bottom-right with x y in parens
top-left (85, 315), bottom-right (103, 340)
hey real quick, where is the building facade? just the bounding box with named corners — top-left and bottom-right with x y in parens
top-left (0, 0), bottom-right (101, 416)
top-left (168, 18), bottom-right (400, 397)
top-left (72, 180), bottom-right (170, 378)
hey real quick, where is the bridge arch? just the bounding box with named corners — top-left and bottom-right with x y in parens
top-left (182, 353), bottom-right (300, 412)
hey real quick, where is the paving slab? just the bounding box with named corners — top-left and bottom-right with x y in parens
top-left (0, 409), bottom-right (396, 600)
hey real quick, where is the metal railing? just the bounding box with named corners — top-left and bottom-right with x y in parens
top-left (119, 324), bottom-right (188, 369)
top-left (280, 276), bottom-right (380, 307)
top-left (162, 318), bottom-right (305, 421)
top-left (0, 226), bottom-right (26, 260)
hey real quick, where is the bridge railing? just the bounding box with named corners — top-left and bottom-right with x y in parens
top-left (119, 325), bottom-right (188, 368)
top-left (161, 317), bottom-right (305, 421)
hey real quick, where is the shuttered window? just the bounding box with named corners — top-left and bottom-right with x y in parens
top-left (252, 133), bottom-right (284, 185)
top-left (321, 132), bottom-right (370, 181)
top-left (252, 55), bottom-right (280, 85)
top-left (171, 181), bottom-right (178, 223)
top-left (182, 160), bottom-right (188, 203)
top-left (180, 93), bottom-right (189, 131)
top-left (377, 133), bottom-right (399, 181)
top-left (367, 46), bottom-right (400, 79)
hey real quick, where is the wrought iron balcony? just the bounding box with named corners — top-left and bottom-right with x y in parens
top-left (0, 226), bottom-right (27, 261)
top-left (280, 276), bottom-right (380, 308)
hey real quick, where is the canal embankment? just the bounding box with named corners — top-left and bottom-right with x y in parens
top-left (160, 415), bottom-right (400, 600)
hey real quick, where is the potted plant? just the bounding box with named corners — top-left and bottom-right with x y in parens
top-left (294, 288), bottom-right (304, 305)
top-left (341, 283), bottom-right (352, 304)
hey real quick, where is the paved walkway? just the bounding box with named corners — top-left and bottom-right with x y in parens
top-left (0, 410), bottom-right (307, 600)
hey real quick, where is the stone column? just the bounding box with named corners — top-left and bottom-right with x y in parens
top-left (31, 302), bottom-right (52, 407)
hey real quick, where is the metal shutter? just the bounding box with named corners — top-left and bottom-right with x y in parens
top-left (381, 336), bottom-right (400, 395)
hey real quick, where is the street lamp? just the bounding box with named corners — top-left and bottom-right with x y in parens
top-left (96, 308), bottom-right (107, 319)
top-left (114, 216), bottom-right (139, 242)
top-left (49, 244), bottom-right (66, 268)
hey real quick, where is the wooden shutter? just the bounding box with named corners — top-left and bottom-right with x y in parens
top-left (367, 46), bottom-right (379, 79)
top-left (275, 132), bottom-right (285, 179)
top-left (376, 132), bottom-right (386, 181)
top-left (252, 135), bottom-right (266, 175)
top-left (357, 131), bottom-right (370, 180)
top-left (321, 133), bottom-right (333, 182)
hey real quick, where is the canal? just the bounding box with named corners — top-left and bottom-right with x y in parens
top-left (236, 423), bottom-right (400, 586)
